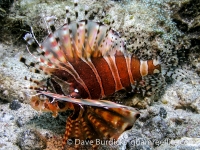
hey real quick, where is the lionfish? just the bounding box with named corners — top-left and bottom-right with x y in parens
top-left (21, 1), bottom-right (162, 149)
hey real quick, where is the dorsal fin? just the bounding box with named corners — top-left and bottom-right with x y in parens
top-left (40, 19), bottom-right (126, 64)
top-left (23, 0), bottom-right (127, 67)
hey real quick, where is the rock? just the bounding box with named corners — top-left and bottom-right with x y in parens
top-left (17, 129), bottom-right (47, 150)
top-left (176, 83), bottom-right (200, 113)
top-left (9, 100), bottom-right (21, 110)
top-left (0, 112), bottom-right (14, 122)
top-left (159, 107), bottom-right (167, 118)
top-left (170, 137), bottom-right (200, 149)
top-left (16, 117), bottom-right (24, 127)
top-left (162, 81), bottom-right (200, 114)
top-left (166, 108), bottom-right (200, 139)
top-left (118, 129), bottom-right (152, 150)
top-left (142, 116), bottom-right (168, 144)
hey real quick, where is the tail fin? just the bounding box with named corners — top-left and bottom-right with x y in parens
top-left (63, 104), bottom-right (140, 149)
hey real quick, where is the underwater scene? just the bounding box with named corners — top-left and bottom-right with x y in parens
top-left (0, 0), bottom-right (200, 149)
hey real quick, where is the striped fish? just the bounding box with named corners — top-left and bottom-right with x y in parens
top-left (21, 1), bottom-right (161, 149)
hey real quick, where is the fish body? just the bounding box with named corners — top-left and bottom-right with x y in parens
top-left (21, 3), bottom-right (161, 149)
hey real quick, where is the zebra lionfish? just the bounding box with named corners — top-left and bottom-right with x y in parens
top-left (21, 1), bottom-right (162, 149)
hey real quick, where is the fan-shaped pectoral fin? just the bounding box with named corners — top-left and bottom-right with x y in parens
top-left (30, 92), bottom-right (140, 149)
top-left (62, 104), bottom-right (140, 149)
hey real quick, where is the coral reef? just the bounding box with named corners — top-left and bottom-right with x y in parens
top-left (172, 0), bottom-right (200, 75)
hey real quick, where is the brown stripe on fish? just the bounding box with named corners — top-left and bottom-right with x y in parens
top-left (48, 78), bottom-right (64, 94)
top-left (69, 58), bottom-right (101, 99)
top-left (131, 56), bottom-right (142, 81)
top-left (46, 68), bottom-right (89, 98)
top-left (91, 56), bottom-right (115, 97)
top-left (125, 55), bottom-right (135, 85)
top-left (104, 55), bottom-right (124, 91)
top-left (40, 61), bottom-right (91, 98)
top-left (115, 51), bottom-right (131, 89)
top-left (152, 59), bottom-right (161, 73)
top-left (83, 59), bottom-right (106, 97)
